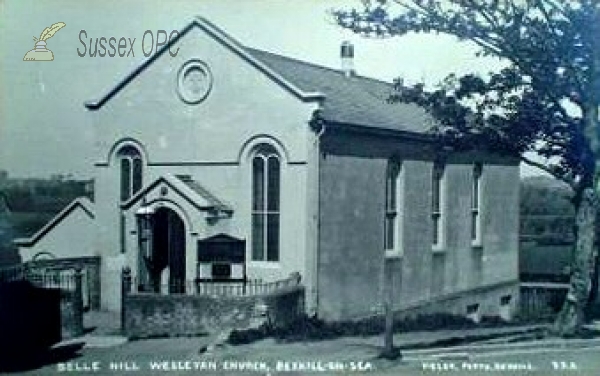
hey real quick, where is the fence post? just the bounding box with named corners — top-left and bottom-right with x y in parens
top-left (73, 267), bottom-right (84, 336)
top-left (23, 262), bottom-right (30, 282)
top-left (121, 267), bottom-right (132, 334)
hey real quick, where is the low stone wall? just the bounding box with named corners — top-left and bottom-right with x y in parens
top-left (384, 280), bottom-right (521, 323)
top-left (60, 290), bottom-right (82, 338)
top-left (123, 286), bottom-right (305, 339)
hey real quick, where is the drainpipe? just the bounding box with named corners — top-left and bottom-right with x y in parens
top-left (314, 123), bottom-right (326, 144)
top-left (309, 111), bottom-right (326, 317)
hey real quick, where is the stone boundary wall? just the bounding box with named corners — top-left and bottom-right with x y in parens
top-left (123, 286), bottom-right (305, 339)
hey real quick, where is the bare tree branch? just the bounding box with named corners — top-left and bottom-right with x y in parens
top-left (521, 155), bottom-right (576, 189)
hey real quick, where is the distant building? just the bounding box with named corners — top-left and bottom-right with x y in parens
top-left (14, 18), bottom-right (520, 321)
top-left (2, 177), bottom-right (93, 262)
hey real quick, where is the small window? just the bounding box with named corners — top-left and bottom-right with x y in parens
top-left (432, 162), bottom-right (445, 248)
top-left (471, 163), bottom-right (483, 245)
top-left (500, 295), bottom-right (512, 306)
top-left (467, 303), bottom-right (480, 315)
top-left (466, 303), bottom-right (481, 323)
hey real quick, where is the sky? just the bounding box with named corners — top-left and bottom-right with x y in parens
top-left (0, 0), bottom-right (541, 179)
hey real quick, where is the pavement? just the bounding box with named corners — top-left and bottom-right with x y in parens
top-left (57, 311), bottom-right (600, 356)
top-left (10, 313), bottom-right (599, 375)
top-left (42, 312), bottom-right (600, 373)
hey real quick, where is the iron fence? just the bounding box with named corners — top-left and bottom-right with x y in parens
top-left (195, 277), bottom-right (298, 296)
top-left (131, 272), bottom-right (301, 297)
top-left (519, 282), bottom-right (569, 320)
top-left (0, 264), bottom-right (26, 284)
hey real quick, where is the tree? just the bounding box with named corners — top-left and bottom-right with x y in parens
top-left (333, 0), bottom-right (600, 336)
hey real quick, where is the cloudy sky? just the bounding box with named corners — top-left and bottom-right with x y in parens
top-left (1, 0), bottom-right (533, 179)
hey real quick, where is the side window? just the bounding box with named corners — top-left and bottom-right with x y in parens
top-left (384, 159), bottom-right (402, 255)
top-left (432, 162), bottom-right (445, 248)
top-left (472, 163), bottom-right (483, 245)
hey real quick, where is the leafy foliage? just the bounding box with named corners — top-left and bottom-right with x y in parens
top-left (333, 0), bottom-right (600, 194)
top-left (520, 176), bottom-right (573, 216)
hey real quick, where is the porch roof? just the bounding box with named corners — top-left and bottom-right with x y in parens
top-left (121, 174), bottom-right (233, 215)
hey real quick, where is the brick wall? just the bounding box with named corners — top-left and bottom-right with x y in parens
top-left (123, 286), bottom-right (305, 339)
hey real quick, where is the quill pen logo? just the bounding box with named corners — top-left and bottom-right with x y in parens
top-left (23, 22), bottom-right (66, 61)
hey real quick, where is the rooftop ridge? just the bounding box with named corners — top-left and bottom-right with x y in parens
top-left (244, 46), bottom-right (395, 87)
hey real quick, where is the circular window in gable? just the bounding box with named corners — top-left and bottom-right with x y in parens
top-left (177, 60), bottom-right (213, 104)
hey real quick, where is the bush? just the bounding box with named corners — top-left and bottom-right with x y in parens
top-left (228, 326), bottom-right (271, 345)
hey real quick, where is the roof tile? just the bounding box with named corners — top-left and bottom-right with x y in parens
top-left (246, 48), bottom-right (435, 133)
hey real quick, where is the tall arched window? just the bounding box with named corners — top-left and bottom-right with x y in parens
top-left (251, 144), bottom-right (280, 262)
top-left (117, 146), bottom-right (143, 201)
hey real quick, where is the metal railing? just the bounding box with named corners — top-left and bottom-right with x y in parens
top-left (0, 264), bottom-right (26, 284)
top-left (196, 277), bottom-right (298, 296)
top-left (519, 282), bottom-right (569, 320)
top-left (130, 272), bottom-right (301, 297)
top-left (1, 265), bottom-right (87, 297)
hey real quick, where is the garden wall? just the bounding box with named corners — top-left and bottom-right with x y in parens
top-left (123, 286), bottom-right (304, 339)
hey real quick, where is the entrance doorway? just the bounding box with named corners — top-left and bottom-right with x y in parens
top-left (146, 207), bottom-right (186, 293)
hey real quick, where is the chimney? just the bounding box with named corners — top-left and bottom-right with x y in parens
top-left (340, 41), bottom-right (355, 77)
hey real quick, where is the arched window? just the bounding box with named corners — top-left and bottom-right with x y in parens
top-left (251, 144), bottom-right (280, 262)
top-left (117, 146), bottom-right (143, 201)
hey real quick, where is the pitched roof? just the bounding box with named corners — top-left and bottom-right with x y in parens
top-left (85, 17), bottom-right (434, 134)
top-left (85, 17), bottom-right (324, 110)
top-left (13, 197), bottom-right (95, 247)
top-left (121, 174), bottom-right (233, 214)
top-left (175, 175), bottom-right (232, 213)
top-left (246, 48), bottom-right (434, 133)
